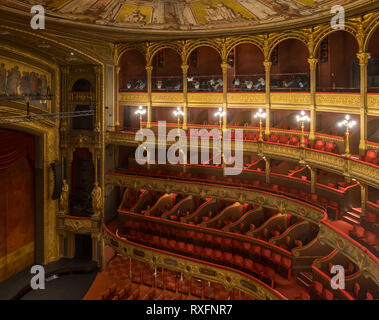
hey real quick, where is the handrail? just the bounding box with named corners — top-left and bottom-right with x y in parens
top-left (106, 130), bottom-right (379, 188)
top-left (117, 207), bottom-right (293, 257)
top-left (106, 172), bottom-right (379, 284)
top-left (102, 220), bottom-right (287, 300)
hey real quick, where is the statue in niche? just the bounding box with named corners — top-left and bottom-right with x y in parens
top-left (60, 180), bottom-right (69, 213)
top-left (0, 63), bottom-right (6, 95)
top-left (91, 181), bottom-right (103, 218)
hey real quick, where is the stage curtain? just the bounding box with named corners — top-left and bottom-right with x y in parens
top-left (0, 129), bottom-right (34, 170)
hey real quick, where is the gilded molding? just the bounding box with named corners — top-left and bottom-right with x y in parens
top-left (102, 228), bottom-right (284, 300)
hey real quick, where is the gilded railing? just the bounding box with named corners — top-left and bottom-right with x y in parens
top-left (106, 131), bottom-right (379, 189)
top-left (102, 221), bottom-right (286, 300)
top-left (105, 173), bottom-right (379, 285)
top-left (118, 92), bottom-right (378, 115)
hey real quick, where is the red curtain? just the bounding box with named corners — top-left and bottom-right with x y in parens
top-left (0, 129), bottom-right (34, 170)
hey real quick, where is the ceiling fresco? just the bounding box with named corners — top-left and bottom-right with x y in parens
top-left (0, 0), bottom-right (373, 32)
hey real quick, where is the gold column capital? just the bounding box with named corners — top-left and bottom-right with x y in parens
top-left (146, 65), bottom-right (153, 73)
top-left (181, 64), bottom-right (189, 73)
top-left (116, 66), bottom-right (121, 74)
top-left (307, 58), bottom-right (319, 70)
top-left (356, 52), bottom-right (371, 66)
top-left (221, 63), bottom-right (229, 73)
top-left (264, 61), bottom-right (272, 71)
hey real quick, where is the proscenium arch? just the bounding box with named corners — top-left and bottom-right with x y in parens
top-left (0, 24), bottom-right (104, 66)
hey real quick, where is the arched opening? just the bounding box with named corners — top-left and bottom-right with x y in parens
top-left (71, 78), bottom-right (94, 131)
top-left (187, 46), bottom-right (222, 92)
top-left (152, 48), bottom-right (182, 92)
top-left (0, 129), bottom-right (36, 281)
top-left (270, 39), bottom-right (309, 92)
top-left (228, 43), bottom-right (265, 92)
top-left (368, 27), bottom-right (379, 93)
top-left (70, 148), bottom-right (94, 217)
top-left (316, 31), bottom-right (359, 92)
top-left (119, 49), bottom-right (147, 92)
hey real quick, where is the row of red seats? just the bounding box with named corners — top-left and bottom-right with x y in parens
top-left (121, 219), bottom-right (293, 284)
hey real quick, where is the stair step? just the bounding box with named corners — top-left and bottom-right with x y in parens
top-left (299, 271), bottom-right (313, 282)
top-left (352, 207), bottom-right (362, 213)
top-left (296, 276), bottom-right (312, 288)
top-left (342, 215), bottom-right (360, 225)
top-left (346, 211), bottom-right (361, 219)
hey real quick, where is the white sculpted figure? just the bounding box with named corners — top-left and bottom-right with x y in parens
top-left (60, 180), bottom-right (69, 213)
top-left (91, 181), bottom-right (102, 217)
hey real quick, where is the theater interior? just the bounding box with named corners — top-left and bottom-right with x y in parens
top-left (0, 0), bottom-right (378, 301)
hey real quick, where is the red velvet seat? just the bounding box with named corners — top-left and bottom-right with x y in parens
top-left (185, 243), bottom-right (194, 254)
top-left (252, 245), bottom-right (261, 259)
top-left (223, 252), bottom-right (233, 265)
top-left (271, 252), bottom-right (282, 268)
top-left (223, 237), bottom-right (232, 248)
top-left (312, 281), bottom-right (323, 296)
top-left (177, 241), bottom-right (186, 252)
top-left (279, 135), bottom-right (289, 144)
top-left (325, 142), bottom-right (335, 153)
top-left (365, 150), bottom-right (377, 165)
top-left (281, 257), bottom-right (292, 279)
top-left (244, 258), bottom-right (254, 272)
top-left (214, 249), bottom-right (223, 261)
top-left (233, 255), bottom-right (244, 268)
top-left (242, 242), bottom-right (252, 253)
top-left (269, 134), bottom-right (279, 143)
top-left (168, 239), bottom-right (177, 250)
top-left (159, 237), bottom-right (169, 248)
top-left (263, 267), bottom-right (275, 287)
top-left (289, 136), bottom-right (299, 146)
top-left (204, 247), bottom-right (213, 259)
top-left (262, 248), bottom-right (271, 264)
top-left (194, 245), bottom-right (203, 257)
top-left (314, 140), bottom-right (325, 151)
top-left (253, 262), bottom-right (264, 276)
top-left (323, 289), bottom-right (334, 300)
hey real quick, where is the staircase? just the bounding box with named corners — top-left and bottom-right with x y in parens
top-left (342, 208), bottom-right (361, 226)
top-left (296, 272), bottom-right (313, 289)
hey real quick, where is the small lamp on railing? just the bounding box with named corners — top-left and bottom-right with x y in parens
top-left (215, 107), bottom-right (226, 132)
top-left (254, 108), bottom-right (266, 142)
top-left (338, 115), bottom-right (356, 157)
top-left (135, 106), bottom-right (146, 130)
top-left (173, 107), bottom-right (184, 131)
top-left (296, 111), bottom-right (310, 148)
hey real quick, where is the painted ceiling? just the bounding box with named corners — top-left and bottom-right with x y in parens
top-left (0, 0), bottom-right (373, 32)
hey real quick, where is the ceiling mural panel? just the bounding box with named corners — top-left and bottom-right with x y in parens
top-left (0, 0), bottom-right (373, 32)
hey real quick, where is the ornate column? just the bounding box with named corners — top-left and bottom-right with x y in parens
top-left (308, 165), bottom-right (316, 194)
top-left (360, 183), bottom-right (368, 217)
top-left (264, 157), bottom-right (270, 184)
top-left (182, 64), bottom-right (189, 130)
top-left (221, 62), bottom-right (228, 130)
top-left (95, 66), bottom-right (102, 129)
top-left (264, 61), bottom-right (272, 137)
top-left (114, 66), bottom-right (120, 127)
top-left (308, 58), bottom-right (319, 143)
top-left (146, 65), bottom-right (153, 128)
top-left (357, 52), bottom-right (370, 155)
